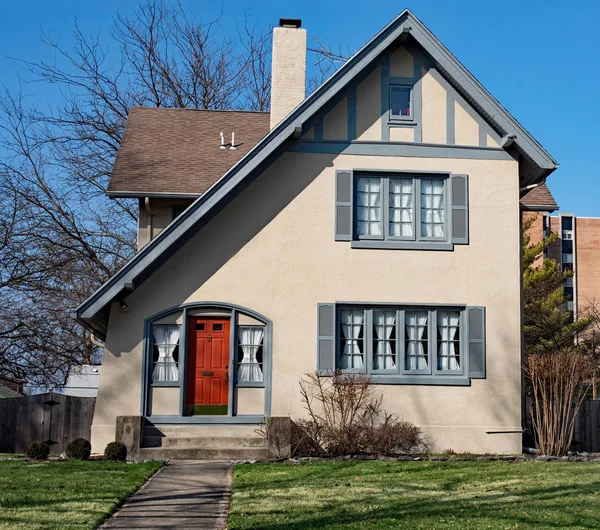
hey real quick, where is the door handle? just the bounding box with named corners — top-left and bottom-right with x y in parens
top-left (224, 371), bottom-right (229, 385)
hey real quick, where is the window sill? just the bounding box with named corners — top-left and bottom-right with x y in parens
top-left (388, 120), bottom-right (417, 127)
top-left (236, 381), bottom-right (266, 388)
top-left (317, 371), bottom-right (471, 386)
top-left (351, 240), bottom-right (454, 251)
top-left (151, 381), bottom-right (180, 387)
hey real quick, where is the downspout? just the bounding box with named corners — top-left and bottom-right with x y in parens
top-left (144, 197), bottom-right (153, 243)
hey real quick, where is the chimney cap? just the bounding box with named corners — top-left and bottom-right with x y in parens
top-left (279, 18), bottom-right (302, 28)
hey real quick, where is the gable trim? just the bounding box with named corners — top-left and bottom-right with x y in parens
top-left (75, 9), bottom-right (557, 337)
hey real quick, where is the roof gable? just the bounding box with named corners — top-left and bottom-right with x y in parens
top-left (75, 9), bottom-right (558, 337)
top-left (520, 183), bottom-right (559, 212)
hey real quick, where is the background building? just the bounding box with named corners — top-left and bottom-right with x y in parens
top-left (522, 184), bottom-right (600, 321)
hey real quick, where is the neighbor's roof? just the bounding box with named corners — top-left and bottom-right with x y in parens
top-left (75, 9), bottom-right (559, 338)
top-left (0, 385), bottom-right (22, 399)
top-left (108, 108), bottom-right (270, 197)
top-left (520, 183), bottom-right (559, 212)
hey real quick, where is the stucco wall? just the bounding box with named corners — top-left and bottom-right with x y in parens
top-left (138, 198), bottom-right (194, 250)
top-left (92, 148), bottom-right (522, 454)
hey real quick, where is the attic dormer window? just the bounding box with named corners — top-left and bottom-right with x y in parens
top-left (390, 85), bottom-right (412, 121)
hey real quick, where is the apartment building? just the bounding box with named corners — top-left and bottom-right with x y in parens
top-left (522, 184), bottom-right (600, 320)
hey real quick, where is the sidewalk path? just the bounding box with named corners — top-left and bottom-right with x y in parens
top-left (100, 460), bottom-right (232, 529)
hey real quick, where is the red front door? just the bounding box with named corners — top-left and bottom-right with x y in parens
top-left (186, 318), bottom-right (230, 415)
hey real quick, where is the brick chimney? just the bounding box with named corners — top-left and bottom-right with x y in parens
top-left (270, 19), bottom-right (307, 129)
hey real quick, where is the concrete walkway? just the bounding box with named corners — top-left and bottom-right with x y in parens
top-left (101, 460), bottom-right (232, 529)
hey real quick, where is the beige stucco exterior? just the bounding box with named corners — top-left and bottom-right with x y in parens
top-left (138, 198), bottom-right (194, 250)
top-left (93, 39), bottom-right (524, 456)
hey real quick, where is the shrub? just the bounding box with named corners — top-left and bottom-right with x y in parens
top-left (27, 441), bottom-right (50, 460)
top-left (524, 349), bottom-right (594, 456)
top-left (297, 371), bottom-right (424, 456)
top-left (104, 441), bottom-right (127, 461)
top-left (66, 438), bottom-right (91, 460)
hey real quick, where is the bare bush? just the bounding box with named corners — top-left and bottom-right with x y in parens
top-left (297, 371), bottom-right (423, 456)
top-left (524, 350), bottom-right (594, 456)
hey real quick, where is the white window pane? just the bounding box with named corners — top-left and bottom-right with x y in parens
top-left (356, 177), bottom-right (382, 237)
top-left (238, 326), bottom-right (264, 382)
top-left (420, 179), bottom-right (445, 239)
top-left (437, 311), bottom-right (460, 371)
top-left (373, 310), bottom-right (396, 370)
top-left (389, 178), bottom-right (413, 237)
top-left (152, 325), bottom-right (180, 382)
top-left (340, 309), bottom-right (365, 369)
top-left (405, 311), bottom-right (428, 370)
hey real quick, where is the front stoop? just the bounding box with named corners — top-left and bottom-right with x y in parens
top-left (139, 424), bottom-right (269, 461)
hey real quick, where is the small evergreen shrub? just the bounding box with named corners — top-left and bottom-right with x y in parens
top-left (27, 441), bottom-right (50, 460)
top-left (104, 441), bottom-right (127, 461)
top-left (66, 438), bottom-right (91, 460)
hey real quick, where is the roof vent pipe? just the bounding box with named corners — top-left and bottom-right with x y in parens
top-left (229, 132), bottom-right (236, 150)
top-left (220, 132), bottom-right (227, 149)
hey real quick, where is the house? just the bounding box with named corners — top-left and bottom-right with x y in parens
top-left (63, 365), bottom-right (102, 398)
top-left (74, 11), bottom-right (558, 456)
top-left (0, 375), bottom-right (25, 398)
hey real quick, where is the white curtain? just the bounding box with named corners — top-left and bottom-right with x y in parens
top-left (238, 327), bottom-right (264, 382)
top-left (341, 310), bottom-right (364, 369)
top-left (438, 312), bottom-right (460, 370)
top-left (356, 178), bottom-right (382, 236)
top-left (389, 179), bottom-right (413, 237)
top-left (421, 179), bottom-right (445, 238)
top-left (152, 325), bottom-right (180, 382)
top-left (374, 311), bottom-right (396, 370)
top-left (406, 312), bottom-right (428, 370)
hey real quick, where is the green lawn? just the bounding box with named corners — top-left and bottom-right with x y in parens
top-left (0, 460), bottom-right (163, 529)
top-left (230, 460), bottom-right (600, 529)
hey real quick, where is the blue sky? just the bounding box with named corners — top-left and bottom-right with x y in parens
top-left (2, 0), bottom-right (599, 216)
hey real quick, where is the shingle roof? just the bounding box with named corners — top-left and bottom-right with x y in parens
top-left (520, 183), bottom-right (559, 212)
top-left (107, 108), bottom-right (271, 197)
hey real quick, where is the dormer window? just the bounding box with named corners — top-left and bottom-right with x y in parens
top-left (390, 85), bottom-right (412, 121)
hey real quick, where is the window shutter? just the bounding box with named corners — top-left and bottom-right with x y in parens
top-left (467, 306), bottom-right (485, 379)
top-left (335, 170), bottom-right (353, 241)
top-left (451, 174), bottom-right (468, 244)
top-left (317, 303), bottom-right (336, 374)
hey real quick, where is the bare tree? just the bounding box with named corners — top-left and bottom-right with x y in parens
top-left (0, 1), bottom-right (343, 390)
top-left (0, 1), bottom-right (272, 390)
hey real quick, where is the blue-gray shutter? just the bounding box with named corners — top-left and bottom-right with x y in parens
top-left (335, 170), bottom-right (353, 241)
top-left (451, 174), bottom-right (468, 244)
top-left (467, 306), bottom-right (485, 379)
top-left (317, 303), bottom-right (336, 374)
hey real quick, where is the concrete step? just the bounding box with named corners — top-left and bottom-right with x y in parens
top-left (138, 446), bottom-right (269, 461)
top-left (144, 424), bottom-right (261, 438)
top-left (160, 436), bottom-right (267, 449)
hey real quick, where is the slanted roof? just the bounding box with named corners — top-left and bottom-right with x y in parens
top-left (75, 9), bottom-right (558, 338)
top-left (0, 385), bottom-right (23, 399)
top-left (108, 108), bottom-right (270, 197)
top-left (520, 183), bottom-right (559, 212)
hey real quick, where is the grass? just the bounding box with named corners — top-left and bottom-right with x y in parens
top-left (0, 459), bottom-right (163, 529)
top-left (230, 460), bottom-right (600, 529)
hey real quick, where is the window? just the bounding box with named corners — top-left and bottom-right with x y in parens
top-left (152, 325), bottom-right (180, 383)
top-left (336, 306), bottom-right (465, 378)
top-left (390, 85), bottom-right (412, 121)
top-left (355, 175), bottom-right (446, 242)
top-left (561, 216), bottom-right (573, 231)
top-left (237, 326), bottom-right (264, 383)
top-left (340, 309), bottom-right (365, 369)
top-left (335, 170), bottom-right (468, 249)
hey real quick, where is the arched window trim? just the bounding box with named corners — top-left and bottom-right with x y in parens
top-left (141, 302), bottom-right (272, 420)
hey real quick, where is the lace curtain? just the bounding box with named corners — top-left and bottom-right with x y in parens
top-left (238, 327), bottom-right (264, 382)
top-left (405, 312), bottom-right (428, 370)
top-left (340, 309), bottom-right (364, 369)
top-left (373, 310), bottom-right (396, 369)
top-left (152, 325), bottom-right (180, 382)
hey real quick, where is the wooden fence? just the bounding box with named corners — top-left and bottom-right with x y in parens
top-left (525, 396), bottom-right (600, 453)
top-left (0, 393), bottom-right (95, 454)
